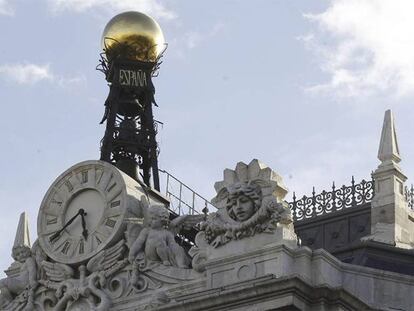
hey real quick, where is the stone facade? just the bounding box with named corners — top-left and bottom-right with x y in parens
top-left (2, 110), bottom-right (414, 310)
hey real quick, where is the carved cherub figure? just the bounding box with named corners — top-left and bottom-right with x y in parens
top-left (0, 245), bottom-right (38, 308)
top-left (129, 205), bottom-right (188, 268)
top-left (129, 204), bottom-right (204, 269)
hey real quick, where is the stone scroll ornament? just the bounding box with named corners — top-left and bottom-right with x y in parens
top-left (0, 238), bottom-right (128, 311)
top-left (196, 159), bottom-right (292, 249)
top-left (38, 239), bottom-right (128, 311)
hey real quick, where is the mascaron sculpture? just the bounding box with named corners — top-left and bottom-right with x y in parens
top-left (190, 160), bottom-right (297, 273)
top-left (199, 159), bottom-right (293, 247)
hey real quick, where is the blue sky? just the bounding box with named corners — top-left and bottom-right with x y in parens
top-left (0, 0), bottom-right (413, 274)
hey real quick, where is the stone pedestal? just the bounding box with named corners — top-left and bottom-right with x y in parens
top-left (369, 163), bottom-right (414, 248)
top-left (204, 234), bottom-right (297, 289)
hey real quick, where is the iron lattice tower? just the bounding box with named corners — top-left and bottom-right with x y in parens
top-left (97, 52), bottom-right (163, 191)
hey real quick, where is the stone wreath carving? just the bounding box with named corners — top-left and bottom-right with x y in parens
top-left (198, 159), bottom-right (292, 248)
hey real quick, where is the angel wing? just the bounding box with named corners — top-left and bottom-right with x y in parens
top-left (169, 214), bottom-right (205, 235)
top-left (41, 261), bottom-right (74, 282)
top-left (86, 239), bottom-right (127, 276)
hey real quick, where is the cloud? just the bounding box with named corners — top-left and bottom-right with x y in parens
top-left (48, 0), bottom-right (175, 20)
top-left (0, 63), bottom-right (53, 84)
top-left (0, 63), bottom-right (86, 87)
top-left (0, 0), bottom-right (14, 16)
top-left (302, 0), bottom-right (414, 99)
top-left (184, 22), bottom-right (224, 50)
top-left (171, 22), bottom-right (225, 58)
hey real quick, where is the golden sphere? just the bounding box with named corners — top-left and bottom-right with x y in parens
top-left (101, 11), bottom-right (165, 62)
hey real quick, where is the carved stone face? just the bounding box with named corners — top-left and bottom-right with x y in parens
top-left (226, 182), bottom-right (262, 222)
top-left (12, 246), bottom-right (31, 263)
top-left (232, 195), bottom-right (255, 221)
top-left (149, 205), bottom-right (169, 229)
top-left (150, 214), bottom-right (164, 229)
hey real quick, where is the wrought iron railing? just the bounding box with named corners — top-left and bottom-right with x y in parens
top-left (288, 177), bottom-right (375, 222)
top-left (158, 169), bottom-right (414, 223)
top-left (158, 169), bottom-right (215, 216)
top-left (405, 185), bottom-right (414, 210)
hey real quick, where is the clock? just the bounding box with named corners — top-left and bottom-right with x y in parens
top-left (37, 160), bottom-right (146, 265)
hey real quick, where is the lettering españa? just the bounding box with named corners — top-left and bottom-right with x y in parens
top-left (119, 69), bottom-right (148, 87)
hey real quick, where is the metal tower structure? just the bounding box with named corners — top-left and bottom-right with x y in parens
top-left (97, 12), bottom-right (165, 191)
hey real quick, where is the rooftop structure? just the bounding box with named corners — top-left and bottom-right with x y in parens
top-left (0, 11), bottom-right (414, 311)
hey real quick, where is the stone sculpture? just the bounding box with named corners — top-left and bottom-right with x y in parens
top-left (0, 159), bottom-right (297, 310)
top-left (0, 182), bottom-right (202, 310)
top-left (129, 205), bottom-right (189, 268)
top-left (0, 212), bottom-right (38, 311)
top-left (0, 245), bottom-right (38, 310)
top-left (198, 159), bottom-right (293, 248)
top-left (39, 239), bottom-right (127, 311)
top-left (188, 159), bottom-right (299, 274)
top-left (128, 203), bottom-right (204, 287)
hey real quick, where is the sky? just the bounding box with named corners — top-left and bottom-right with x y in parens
top-left (0, 0), bottom-right (413, 275)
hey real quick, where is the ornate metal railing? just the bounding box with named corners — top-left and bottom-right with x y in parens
top-left (405, 185), bottom-right (414, 210)
top-left (288, 177), bottom-right (375, 222)
top-left (158, 169), bottom-right (214, 216)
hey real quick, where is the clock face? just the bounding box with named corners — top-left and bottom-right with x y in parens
top-left (38, 160), bottom-right (128, 264)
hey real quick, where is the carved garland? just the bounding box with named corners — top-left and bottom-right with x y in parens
top-left (200, 200), bottom-right (283, 247)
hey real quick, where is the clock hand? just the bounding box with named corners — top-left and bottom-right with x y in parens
top-left (80, 209), bottom-right (88, 240)
top-left (49, 209), bottom-right (82, 242)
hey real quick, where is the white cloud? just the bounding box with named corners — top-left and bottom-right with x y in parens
top-left (171, 22), bottom-right (225, 59)
top-left (0, 63), bottom-right (53, 84)
top-left (0, 63), bottom-right (86, 87)
top-left (303, 0), bottom-right (414, 98)
top-left (184, 22), bottom-right (224, 50)
top-left (48, 0), bottom-right (175, 20)
top-left (0, 0), bottom-right (14, 16)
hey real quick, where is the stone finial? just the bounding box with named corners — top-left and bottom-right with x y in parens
top-left (13, 212), bottom-right (31, 251)
top-left (378, 109), bottom-right (401, 164)
top-left (363, 110), bottom-right (412, 249)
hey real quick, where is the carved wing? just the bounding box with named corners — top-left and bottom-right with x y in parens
top-left (169, 214), bottom-right (205, 235)
top-left (41, 261), bottom-right (74, 282)
top-left (86, 239), bottom-right (126, 275)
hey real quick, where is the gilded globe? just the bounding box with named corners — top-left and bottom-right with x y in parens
top-left (101, 11), bottom-right (165, 62)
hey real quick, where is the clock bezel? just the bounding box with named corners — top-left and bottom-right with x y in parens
top-left (37, 160), bottom-right (128, 265)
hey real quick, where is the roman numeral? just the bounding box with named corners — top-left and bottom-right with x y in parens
top-left (105, 218), bottom-right (116, 228)
top-left (110, 200), bottom-right (120, 208)
top-left (96, 169), bottom-right (104, 185)
top-left (106, 182), bottom-right (116, 193)
top-left (81, 171), bottom-right (88, 183)
top-left (107, 189), bottom-right (122, 203)
top-left (51, 234), bottom-right (67, 249)
top-left (79, 240), bottom-right (84, 254)
top-left (61, 241), bottom-right (71, 254)
top-left (46, 217), bottom-right (58, 225)
top-left (65, 180), bottom-right (73, 192)
top-left (48, 232), bottom-right (60, 244)
top-left (53, 186), bottom-right (70, 203)
top-left (51, 199), bottom-right (62, 206)
top-left (95, 235), bottom-right (102, 245)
